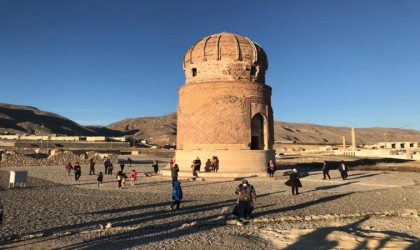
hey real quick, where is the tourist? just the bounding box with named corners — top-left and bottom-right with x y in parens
top-left (171, 164), bottom-right (179, 184)
top-left (107, 163), bottom-right (114, 175)
top-left (233, 179), bottom-right (256, 219)
top-left (322, 161), bottom-right (331, 180)
top-left (129, 169), bottom-right (137, 186)
top-left (104, 158), bottom-right (111, 174)
top-left (285, 168), bottom-right (302, 195)
top-left (89, 158), bottom-right (95, 175)
top-left (213, 156), bottom-right (219, 172)
top-left (65, 162), bottom-right (73, 176)
top-left (191, 160), bottom-right (198, 180)
top-left (194, 157), bottom-right (202, 172)
top-left (210, 156), bottom-right (217, 172)
top-left (74, 162), bottom-right (82, 182)
top-left (121, 173), bottom-right (128, 188)
top-left (152, 160), bottom-right (159, 174)
top-left (127, 157), bottom-right (132, 168)
top-left (120, 161), bottom-right (125, 172)
top-left (205, 159), bottom-right (211, 172)
top-left (339, 161), bottom-right (349, 180)
top-left (169, 158), bottom-right (175, 167)
top-left (97, 172), bottom-right (103, 187)
top-left (116, 170), bottom-right (124, 188)
top-left (268, 160), bottom-right (276, 177)
top-left (170, 180), bottom-right (183, 210)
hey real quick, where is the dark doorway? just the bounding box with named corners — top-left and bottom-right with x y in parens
top-left (251, 113), bottom-right (264, 150)
top-left (251, 136), bottom-right (259, 150)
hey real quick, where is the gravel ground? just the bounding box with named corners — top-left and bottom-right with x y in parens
top-left (0, 155), bottom-right (419, 249)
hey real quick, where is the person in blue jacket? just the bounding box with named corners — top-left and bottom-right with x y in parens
top-left (170, 180), bottom-right (183, 210)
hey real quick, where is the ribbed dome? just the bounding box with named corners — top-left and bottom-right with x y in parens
top-left (183, 32), bottom-right (268, 84)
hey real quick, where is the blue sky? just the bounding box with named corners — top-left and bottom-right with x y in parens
top-left (1, 0), bottom-right (419, 130)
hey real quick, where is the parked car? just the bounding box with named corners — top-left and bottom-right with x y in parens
top-left (275, 152), bottom-right (285, 159)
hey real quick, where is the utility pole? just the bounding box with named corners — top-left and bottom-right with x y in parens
top-left (41, 123), bottom-right (44, 149)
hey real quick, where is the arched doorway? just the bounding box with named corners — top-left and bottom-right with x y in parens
top-left (250, 113), bottom-right (265, 150)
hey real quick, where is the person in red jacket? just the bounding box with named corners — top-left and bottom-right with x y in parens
top-left (65, 162), bottom-right (73, 176)
top-left (129, 169), bottom-right (137, 186)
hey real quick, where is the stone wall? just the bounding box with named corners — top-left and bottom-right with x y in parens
top-left (14, 141), bottom-right (129, 149)
top-left (177, 81), bottom-right (273, 150)
top-left (0, 150), bottom-right (118, 168)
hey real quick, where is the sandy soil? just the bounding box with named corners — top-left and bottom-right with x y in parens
top-left (0, 155), bottom-right (419, 249)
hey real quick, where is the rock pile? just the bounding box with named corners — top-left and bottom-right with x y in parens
top-left (0, 150), bottom-right (118, 167)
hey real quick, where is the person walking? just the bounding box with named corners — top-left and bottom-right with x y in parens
top-left (233, 179), bottom-right (256, 219)
top-left (268, 160), bottom-right (276, 177)
top-left (127, 157), bottom-right (132, 168)
top-left (171, 164), bottom-right (180, 184)
top-left (107, 163), bottom-right (114, 175)
top-left (152, 160), bottom-right (159, 174)
top-left (129, 169), bottom-right (137, 186)
top-left (194, 157), bottom-right (202, 173)
top-left (339, 161), bottom-right (349, 180)
top-left (285, 169), bottom-right (302, 195)
top-left (74, 162), bottom-right (82, 182)
top-left (104, 158), bottom-right (111, 174)
top-left (170, 180), bottom-right (183, 210)
top-left (120, 161), bottom-right (125, 172)
top-left (65, 162), bottom-right (73, 176)
top-left (89, 158), bottom-right (96, 175)
top-left (97, 172), bottom-right (103, 187)
top-left (116, 170), bottom-right (124, 188)
top-left (191, 160), bottom-right (198, 180)
top-left (322, 161), bottom-right (331, 180)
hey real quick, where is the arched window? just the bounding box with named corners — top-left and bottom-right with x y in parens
top-left (192, 68), bottom-right (197, 77)
top-left (250, 113), bottom-right (265, 150)
top-left (250, 66), bottom-right (256, 81)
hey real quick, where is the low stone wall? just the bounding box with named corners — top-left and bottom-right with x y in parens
top-left (14, 141), bottom-right (130, 149)
top-left (0, 150), bottom-right (118, 168)
top-left (130, 149), bottom-right (174, 158)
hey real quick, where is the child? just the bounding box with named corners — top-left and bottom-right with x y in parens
top-left (121, 173), bottom-right (128, 189)
top-left (97, 172), bottom-right (103, 188)
top-left (170, 180), bottom-right (183, 210)
top-left (65, 162), bottom-right (73, 176)
top-left (116, 171), bottom-right (123, 188)
top-left (129, 169), bottom-right (137, 186)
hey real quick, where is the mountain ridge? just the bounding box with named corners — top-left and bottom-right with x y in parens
top-left (1, 103), bottom-right (419, 145)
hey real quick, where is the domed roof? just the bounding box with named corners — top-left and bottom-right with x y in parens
top-left (183, 32), bottom-right (268, 84)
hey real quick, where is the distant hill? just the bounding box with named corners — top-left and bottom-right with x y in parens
top-left (0, 103), bottom-right (97, 136)
top-left (1, 103), bottom-right (419, 145)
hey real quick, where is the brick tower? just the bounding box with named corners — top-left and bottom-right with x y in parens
top-left (175, 32), bottom-right (275, 174)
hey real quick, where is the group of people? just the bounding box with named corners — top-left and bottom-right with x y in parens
top-left (65, 162), bottom-right (82, 182)
top-left (64, 156), bottom-right (351, 221)
top-left (284, 160), bottom-right (351, 196)
top-left (190, 156), bottom-right (221, 179)
top-left (64, 158), bottom-right (139, 188)
top-left (115, 169), bottom-right (138, 188)
top-left (104, 158), bottom-right (114, 175)
top-left (322, 160), bottom-right (349, 180)
top-left (204, 156), bottom-right (219, 172)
